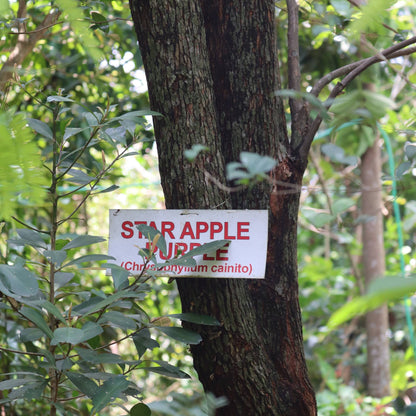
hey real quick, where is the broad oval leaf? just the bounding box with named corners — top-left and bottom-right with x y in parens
top-left (328, 276), bottom-right (416, 329)
top-left (98, 311), bottom-right (137, 330)
top-left (144, 360), bottom-right (190, 379)
top-left (79, 321), bottom-right (103, 342)
top-left (182, 239), bottom-right (230, 259)
top-left (63, 235), bottom-right (106, 250)
top-left (15, 228), bottom-right (47, 249)
top-left (0, 265), bottom-right (39, 297)
top-left (137, 224), bottom-right (167, 256)
top-left (132, 329), bottom-right (159, 358)
top-left (51, 327), bottom-right (85, 345)
top-left (157, 326), bottom-right (202, 345)
top-left (20, 328), bottom-right (44, 342)
top-left (66, 372), bottom-right (98, 398)
top-left (332, 198), bottom-right (355, 215)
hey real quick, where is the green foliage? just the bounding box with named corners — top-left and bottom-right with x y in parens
top-left (0, 94), bottom-right (222, 415)
top-left (149, 391), bottom-right (228, 416)
top-left (0, 109), bottom-right (47, 218)
top-left (226, 152), bottom-right (276, 185)
top-left (330, 90), bottom-right (395, 156)
top-left (328, 276), bottom-right (416, 329)
top-left (349, 0), bottom-right (396, 38)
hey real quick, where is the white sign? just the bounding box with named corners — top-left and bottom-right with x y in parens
top-left (108, 209), bottom-right (268, 279)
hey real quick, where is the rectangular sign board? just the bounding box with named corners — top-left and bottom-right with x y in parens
top-left (108, 209), bottom-right (268, 279)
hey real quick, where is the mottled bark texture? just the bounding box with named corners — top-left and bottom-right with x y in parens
top-left (129, 1), bottom-right (316, 414)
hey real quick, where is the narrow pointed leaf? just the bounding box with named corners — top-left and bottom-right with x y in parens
top-left (20, 307), bottom-right (53, 338)
top-left (157, 326), bottom-right (202, 345)
top-left (91, 375), bottom-right (129, 414)
top-left (63, 235), bottom-right (106, 250)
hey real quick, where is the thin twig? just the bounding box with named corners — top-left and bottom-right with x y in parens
top-left (11, 216), bottom-right (49, 234)
top-left (299, 36), bottom-right (416, 160)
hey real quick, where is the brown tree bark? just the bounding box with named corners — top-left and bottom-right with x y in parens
top-left (129, 1), bottom-right (316, 415)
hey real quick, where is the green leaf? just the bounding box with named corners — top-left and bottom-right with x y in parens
top-left (46, 95), bottom-right (74, 103)
top-left (157, 327), bottom-right (202, 345)
top-left (79, 321), bottom-right (103, 342)
top-left (330, 0), bottom-right (352, 17)
top-left (332, 198), bottom-right (355, 215)
top-left (63, 254), bottom-right (115, 268)
top-left (132, 329), bottom-right (159, 358)
top-left (4, 380), bottom-right (47, 401)
top-left (182, 240), bottom-right (230, 259)
top-left (328, 276), bottom-right (416, 329)
top-left (0, 111), bottom-right (47, 219)
top-left (63, 235), bottom-right (106, 250)
top-left (51, 327), bottom-right (85, 345)
top-left (91, 375), bottom-right (129, 414)
top-left (95, 184), bottom-right (120, 194)
top-left (405, 142), bottom-right (416, 160)
top-left (77, 348), bottom-right (124, 364)
top-left (66, 372), bottom-right (98, 398)
top-left (144, 361), bottom-right (190, 379)
top-left (321, 143), bottom-right (358, 165)
top-left (66, 168), bottom-right (95, 185)
top-left (396, 161), bottom-right (412, 178)
top-left (118, 110), bottom-right (161, 119)
top-left (275, 89), bottom-right (329, 119)
top-left (130, 403), bottom-right (151, 416)
top-left (35, 300), bottom-right (66, 325)
top-left (184, 144), bottom-right (209, 161)
top-left (44, 250), bottom-right (67, 268)
top-left (158, 256), bottom-right (196, 267)
top-left (0, 378), bottom-right (36, 390)
top-left (302, 209), bottom-right (335, 228)
top-left (54, 272), bottom-right (75, 290)
top-left (104, 126), bottom-right (127, 145)
top-left (137, 224), bottom-right (167, 256)
top-left (0, 1), bottom-right (9, 15)
top-left (20, 328), bottom-right (44, 342)
top-left (74, 291), bottom-right (139, 317)
top-left (0, 265), bottom-right (39, 297)
top-left (240, 152), bottom-right (277, 175)
top-left (168, 313), bottom-right (220, 326)
top-left (63, 127), bottom-right (88, 141)
top-left (15, 228), bottom-right (47, 249)
top-left (98, 311), bottom-right (137, 330)
top-left (106, 264), bottom-right (129, 290)
top-left (27, 118), bottom-right (53, 140)
top-left (20, 307), bottom-right (53, 338)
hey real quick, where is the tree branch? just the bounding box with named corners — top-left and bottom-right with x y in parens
top-left (286, 0), bottom-right (310, 152)
top-left (297, 36), bottom-right (416, 161)
top-left (0, 7), bottom-right (61, 92)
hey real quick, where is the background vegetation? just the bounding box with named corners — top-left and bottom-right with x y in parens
top-left (0, 0), bottom-right (416, 415)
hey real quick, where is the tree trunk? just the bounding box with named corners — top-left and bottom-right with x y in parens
top-left (361, 137), bottom-right (391, 397)
top-left (129, 1), bottom-right (316, 414)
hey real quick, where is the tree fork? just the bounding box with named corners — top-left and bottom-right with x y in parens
top-left (129, 0), bottom-right (316, 414)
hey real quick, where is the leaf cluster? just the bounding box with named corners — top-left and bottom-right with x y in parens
top-left (0, 94), bottom-right (219, 416)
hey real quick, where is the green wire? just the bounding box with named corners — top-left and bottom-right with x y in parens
top-left (378, 123), bottom-right (416, 356)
